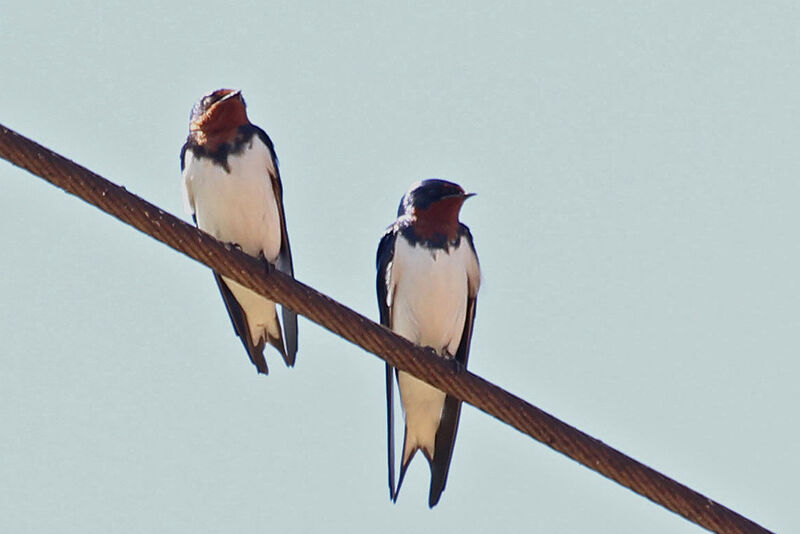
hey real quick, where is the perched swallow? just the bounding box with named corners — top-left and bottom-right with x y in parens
top-left (376, 179), bottom-right (480, 507)
top-left (181, 88), bottom-right (298, 374)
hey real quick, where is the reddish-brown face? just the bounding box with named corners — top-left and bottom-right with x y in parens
top-left (189, 89), bottom-right (250, 150)
top-left (411, 194), bottom-right (470, 242)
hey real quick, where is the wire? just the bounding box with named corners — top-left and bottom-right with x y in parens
top-left (0, 123), bottom-right (773, 534)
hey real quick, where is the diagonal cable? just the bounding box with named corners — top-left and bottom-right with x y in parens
top-left (0, 124), bottom-right (773, 534)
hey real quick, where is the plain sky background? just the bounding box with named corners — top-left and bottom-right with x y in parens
top-left (1, 2), bottom-right (797, 533)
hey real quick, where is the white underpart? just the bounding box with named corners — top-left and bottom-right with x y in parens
top-left (182, 136), bottom-right (283, 346)
top-left (388, 236), bottom-right (480, 464)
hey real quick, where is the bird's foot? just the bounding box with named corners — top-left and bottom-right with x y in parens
top-left (441, 350), bottom-right (465, 374)
top-left (449, 358), bottom-right (466, 375)
top-left (256, 251), bottom-right (275, 274)
top-left (423, 346), bottom-right (439, 359)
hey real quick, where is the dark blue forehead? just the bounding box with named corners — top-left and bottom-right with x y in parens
top-left (189, 89), bottom-right (246, 122)
top-left (397, 179), bottom-right (465, 216)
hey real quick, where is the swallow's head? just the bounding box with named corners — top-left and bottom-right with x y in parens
top-left (399, 179), bottom-right (475, 241)
top-left (189, 89), bottom-right (249, 147)
top-left (399, 179), bottom-right (474, 217)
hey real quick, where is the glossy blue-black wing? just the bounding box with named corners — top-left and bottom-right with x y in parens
top-left (255, 126), bottom-right (298, 367)
top-left (376, 227), bottom-right (398, 500)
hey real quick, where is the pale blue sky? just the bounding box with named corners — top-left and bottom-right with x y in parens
top-left (1, 2), bottom-right (797, 533)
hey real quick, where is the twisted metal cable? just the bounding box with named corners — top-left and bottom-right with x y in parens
top-left (0, 124), bottom-right (772, 534)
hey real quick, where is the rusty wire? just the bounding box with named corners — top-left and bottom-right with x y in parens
top-left (0, 123), bottom-right (773, 534)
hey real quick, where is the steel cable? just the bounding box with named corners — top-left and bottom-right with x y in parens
top-left (0, 124), bottom-right (773, 534)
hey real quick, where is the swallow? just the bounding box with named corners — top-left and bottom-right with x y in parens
top-left (376, 179), bottom-right (480, 507)
top-left (180, 88), bottom-right (298, 375)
